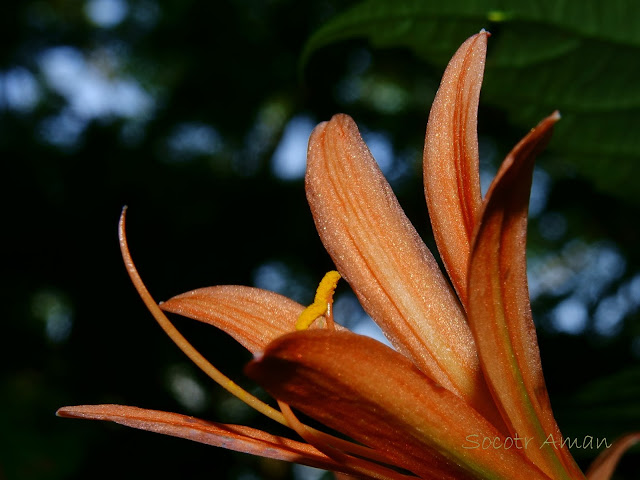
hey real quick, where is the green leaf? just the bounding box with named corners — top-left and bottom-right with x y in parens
top-left (302, 0), bottom-right (640, 203)
top-left (554, 366), bottom-right (640, 459)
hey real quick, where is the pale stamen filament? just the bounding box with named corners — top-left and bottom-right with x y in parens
top-left (325, 297), bottom-right (336, 331)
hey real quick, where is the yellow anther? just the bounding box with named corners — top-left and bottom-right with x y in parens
top-left (296, 270), bottom-right (341, 330)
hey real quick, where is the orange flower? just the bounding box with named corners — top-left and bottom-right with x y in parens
top-left (58, 31), bottom-right (638, 479)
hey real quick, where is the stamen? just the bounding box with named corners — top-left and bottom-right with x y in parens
top-left (297, 270), bottom-right (341, 331)
top-left (119, 207), bottom-right (286, 426)
top-left (119, 209), bottom-right (405, 477)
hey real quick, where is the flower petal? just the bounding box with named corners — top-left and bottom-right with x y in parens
top-left (56, 405), bottom-right (349, 476)
top-left (423, 31), bottom-right (487, 308)
top-left (306, 114), bottom-right (495, 420)
top-left (246, 330), bottom-right (551, 480)
top-left (586, 432), bottom-right (640, 480)
top-left (467, 112), bottom-right (582, 480)
top-left (161, 286), bottom-right (305, 354)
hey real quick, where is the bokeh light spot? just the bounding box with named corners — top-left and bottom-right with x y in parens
top-left (271, 115), bottom-right (315, 180)
top-left (85, 0), bottom-right (129, 28)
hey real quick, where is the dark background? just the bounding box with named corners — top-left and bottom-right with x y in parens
top-left (2, 1), bottom-right (639, 479)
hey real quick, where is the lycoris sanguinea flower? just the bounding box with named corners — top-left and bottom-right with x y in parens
top-left (58, 31), bottom-right (639, 480)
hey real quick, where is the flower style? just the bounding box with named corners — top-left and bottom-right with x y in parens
top-left (58, 31), bottom-right (638, 480)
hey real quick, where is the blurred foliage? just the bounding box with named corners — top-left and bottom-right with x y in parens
top-left (2, 0), bottom-right (639, 479)
top-left (304, 0), bottom-right (640, 204)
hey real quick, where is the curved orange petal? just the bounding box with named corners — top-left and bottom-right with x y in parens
top-left (56, 404), bottom-right (375, 477)
top-left (306, 114), bottom-right (496, 421)
top-left (247, 330), bottom-right (551, 480)
top-left (586, 432), bottom-right (640, 480)
top-left (423, 31), bottom-right (487, 308)
top-left (161, 285), bottom-right (345, 355)
top-left (160, 286), bottom-right (305, 354)
top-left (467, 112), bottom-right (582, 480)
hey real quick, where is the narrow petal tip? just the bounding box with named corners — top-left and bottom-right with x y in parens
top-left (423, 29), bottom-right (488, 307)
top-left (56, 405), bottom-right (100, 419)
top-left (55, 407), bottom-right (69, 418)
